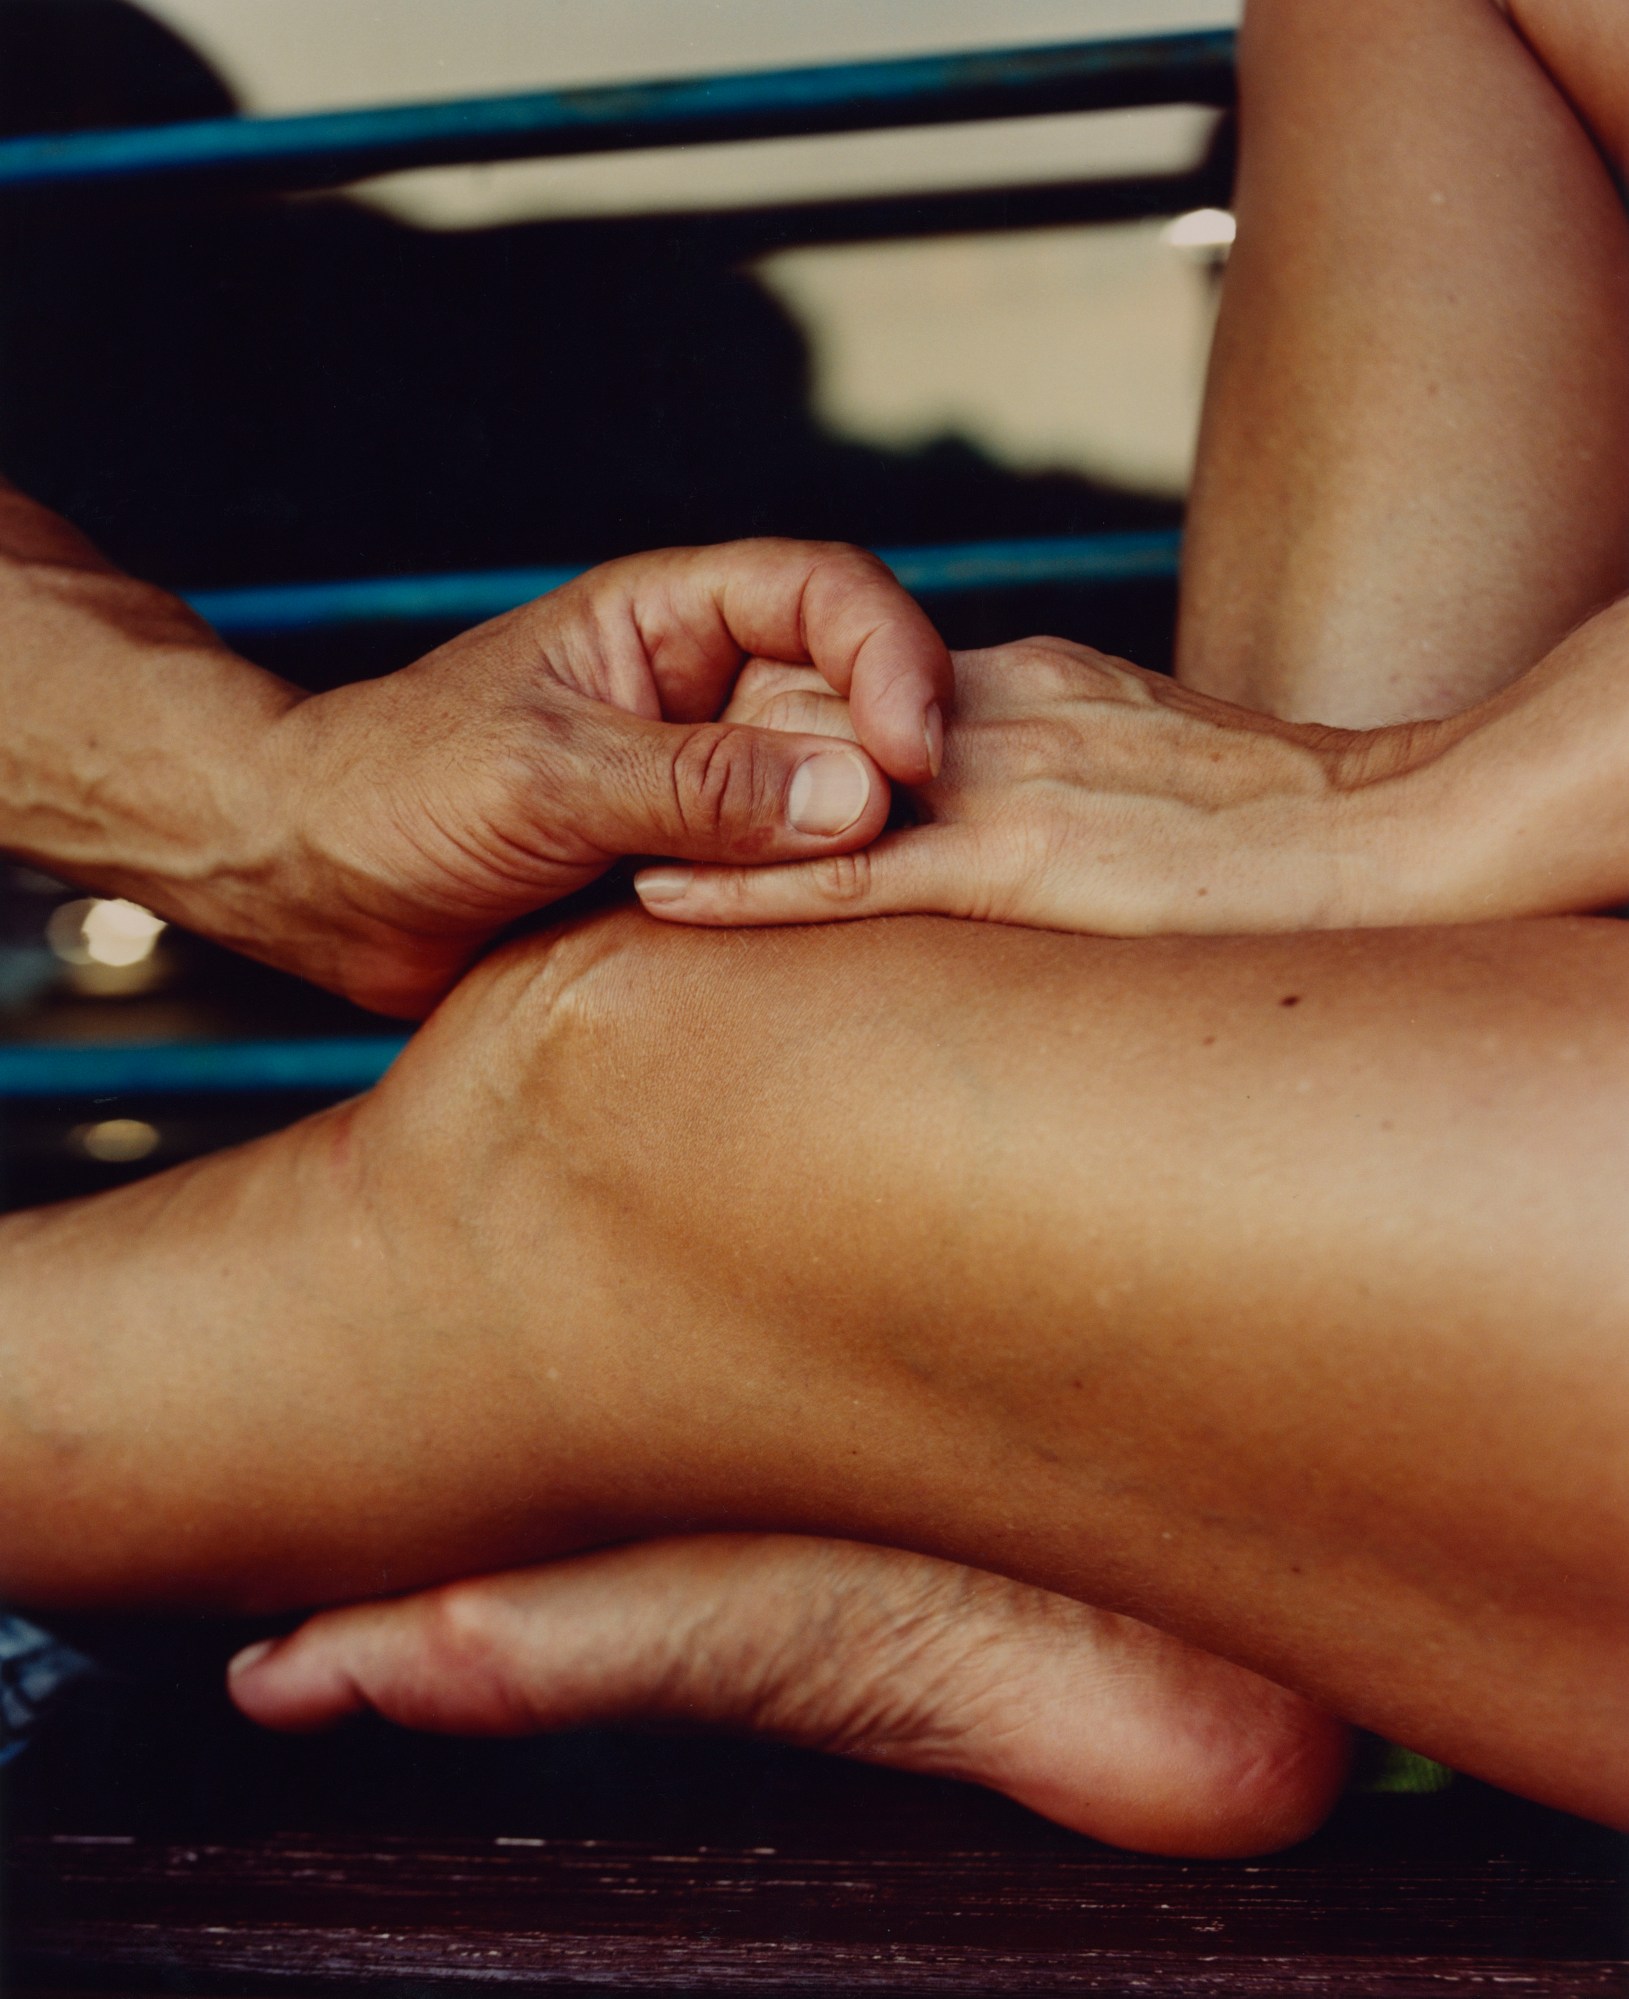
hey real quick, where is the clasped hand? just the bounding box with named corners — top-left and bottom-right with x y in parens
top-left (634, 638), bottom-right (1444, 937)
top-left (243, 541), bottom-right (949, 1015)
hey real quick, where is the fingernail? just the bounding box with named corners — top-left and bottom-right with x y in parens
top-left (788, 750), bottom-right (871, 836)
top-left (229, 1638), bottom-right (277, 1679)
top-left (923, 702), bottom-right (944, 779)
top-left (635, 866), bottom-right (695, 905)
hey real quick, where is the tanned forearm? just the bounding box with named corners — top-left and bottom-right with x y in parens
top-left (0, 477), bottom-right (954, 1015)
top-left (0, 476), bottom-right (301, 940)
top-left (5, 910), bottom-right (1629, 1824)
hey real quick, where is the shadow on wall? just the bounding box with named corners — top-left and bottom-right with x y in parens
top-left (0, 0), bottom-right (1184, 680)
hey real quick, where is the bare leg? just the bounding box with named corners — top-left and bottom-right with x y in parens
top-left (249, 0), bottom-right (1629, 1839)
top-left (237, 30), bottom-right (1629, 1811)
top-left (164, 0), bottom-right (1629, 1842)
top-left (9, 907), bottom-right (1629, 1826)
top-left (1177, 0), bottom-right (1629, 724)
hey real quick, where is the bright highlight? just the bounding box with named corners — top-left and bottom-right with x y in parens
top-left (47, 897), bottom-right (167, 968)
top-left (1163, 208), bottom-right (1237, 252)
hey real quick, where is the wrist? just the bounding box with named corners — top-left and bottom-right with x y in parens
top-left (235, 687), bottom-right (481, 1015)
top-left (159, 688), bottom-right (349, 991)
top-left (2, 634), bottom-right (307, 930)
top-left (1308, 714), bottom-right (1491, 928)
top-left (110, 657), bottom-right (307, 936)
top-left (0, 489), bottom-right (302, 921)
top-left (1308, 593), bottom-right (1629, 927)
top-left (0, 483), bottom-right (371, 994)
top-left (141, 681), bottom-right (460, 1016)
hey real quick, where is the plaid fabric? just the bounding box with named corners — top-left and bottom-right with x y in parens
top-left (0, 1613), bottom-right (96, 1763)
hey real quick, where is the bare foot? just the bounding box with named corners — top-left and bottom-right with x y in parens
top-left (230, 1536), bottom-right (1350, 1857)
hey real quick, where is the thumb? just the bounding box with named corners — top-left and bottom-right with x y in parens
top-left (584, 709), bottom-right (891, 865)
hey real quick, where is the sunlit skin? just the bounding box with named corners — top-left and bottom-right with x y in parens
top-left (9, 899), bottom-right (1629, 1833)
top-left (629, 0), bottom-right (1629, 933)
top-left (10, 0), bottom-right (1629, 1857)
top-left (226, 0), bottom-right (1629, 1836)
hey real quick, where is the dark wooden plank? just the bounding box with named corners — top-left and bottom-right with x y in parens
top-left (12, 1828), bottom-right (1629, 1995)
top-left (9, 1673), bottom-right (1629, 1997)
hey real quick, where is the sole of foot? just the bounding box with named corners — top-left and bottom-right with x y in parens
top-left (229, 1533), bottom-right (1352, 1858)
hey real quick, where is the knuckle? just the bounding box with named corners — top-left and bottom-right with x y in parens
top-left (408, 1584), bottom-right (535, 1730)
top-left (757, 534), bottom-right (881, 567)
top-left (1004, 636), bottom-right (1104, 699)
top-left (419, 1582), bottom-right (501, 1679)
top-left (801, 542), bottom-right (898, 604)
top-left (733, 657), bottom-right (794, 705)
top-left (799, 547), bottom-right (897, 650)
top-left (808, 848), bottom-right (876, 905)
top-left (727, 534), bottom-right (881, 576)
top-left (670, 727), bottom-right (778, 847)
top-left (813, 541), bottom-right (891, 578)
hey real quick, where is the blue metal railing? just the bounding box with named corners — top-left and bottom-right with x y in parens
top-left (186, 531), bottom-right (1184, 639)
top-left (0, 34), bottom-right (1235, 199)
top-left (0, 1039), bottom-right (406, 1101)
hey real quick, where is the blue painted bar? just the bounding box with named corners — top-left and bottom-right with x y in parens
top-left (186, 531), bottom-right (1184, 637)
top-left (0, 34), bottom-right (1235, 197)
top-left (888, 529), bottom-right (1182, 597)
top-left (0, 1038), bottom-right (407, 1101)
top-left (188, 565), bottom-right (584, 636)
